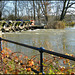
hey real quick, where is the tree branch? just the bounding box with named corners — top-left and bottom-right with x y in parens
top-left (68, 2), bottom-right (75, 8)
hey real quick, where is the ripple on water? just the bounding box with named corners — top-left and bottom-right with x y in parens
top-left (2, 29), bottom-right (75, 56)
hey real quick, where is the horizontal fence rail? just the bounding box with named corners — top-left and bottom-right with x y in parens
top-left (0, 37), bottom-right (75, 61)
top-left (0, 37), bottom-right (75, 74)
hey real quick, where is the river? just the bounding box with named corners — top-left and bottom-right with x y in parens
top-left (2, 27), bottom-right (75, 58)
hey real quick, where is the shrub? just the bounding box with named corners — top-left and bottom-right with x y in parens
top-left (66, 21), bottom-right (75, 26)
top-left (46, 21), bottom-right (65, 29)
top-left (7, 14), bottom-right (15, 20)
top-left (0, 21), bottom-right (2, 26)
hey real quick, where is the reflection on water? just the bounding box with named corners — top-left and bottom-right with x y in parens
top-left (2, 29), bottom-right (75, 57)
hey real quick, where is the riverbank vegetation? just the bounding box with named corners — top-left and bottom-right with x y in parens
top-left (0, 20), bottom-right (75, 31)
top-left (45, 21), bottom-right (65, 29)
top-left (66, 21), bottom-right (75, 27)
top-left (0, 1), bottom-right (75, 29)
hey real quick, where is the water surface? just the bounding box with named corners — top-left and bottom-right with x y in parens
top-left (2, 28), bottom-right (75, 57)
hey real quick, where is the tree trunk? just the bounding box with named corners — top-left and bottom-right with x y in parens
top-left (63, 0), bottom-right (70, 19)
top-left (0, 0), bottom-right (2, 20)
top-left (45, 4), bottom-right (48, 24)
top-left (37, 2), bottom-right (40, 24)
top-left (15, 0), bottom-right (17, 20)
top-left (60, 0), bottom-right (67, 21)
top-left (33, 0), bottom-right (36, 20)
top-left (0, 11), bottom-right (2, 20)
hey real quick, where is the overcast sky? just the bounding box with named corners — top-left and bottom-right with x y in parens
top-left (2, 1), bottom-right (75, 18)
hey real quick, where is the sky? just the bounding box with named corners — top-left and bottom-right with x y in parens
top-left (3, 1), bottom-right (27, 17)
top-left (3, 1), bottom-right (60, 17)
top-left (2, 1), bottom-right (75, 18)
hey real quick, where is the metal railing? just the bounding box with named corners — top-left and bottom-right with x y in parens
top-left (0, 37), bottom-right (75, 74)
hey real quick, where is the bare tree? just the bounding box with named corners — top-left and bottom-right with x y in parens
top-left (60, 0), bottom-right (75, 21)
top-left (40, 0), bottom-right (50, 24)
top-left (37, 1), bottom-right (41, 23)
top-left (33, 0), bottom-right (36, 20)
top-left (0, 0), bottom-right (8, 20)
top-left (13, 0), bottom-right (18, 19)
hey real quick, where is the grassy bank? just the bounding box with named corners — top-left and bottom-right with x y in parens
top-left (66, 21), bottom-right (75, 27)
top-left (45, 21), bottom-right (65, 29)
top-left (45, 21), bottom-right (75, 29)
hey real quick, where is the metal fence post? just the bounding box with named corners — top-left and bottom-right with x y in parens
top-left (0, 37), bottom-right (2, 55)
top-left (39, 47), bottom-right (44, 74)
top-left (0, 37), bottom-right (2, 71)
top-left (0, 37), bottom-right (2, 51)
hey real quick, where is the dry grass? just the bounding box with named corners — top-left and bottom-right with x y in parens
top-left (46, 21), bottom-right (65, 29)
top-left (66, 21), bottom-right (75, 26)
